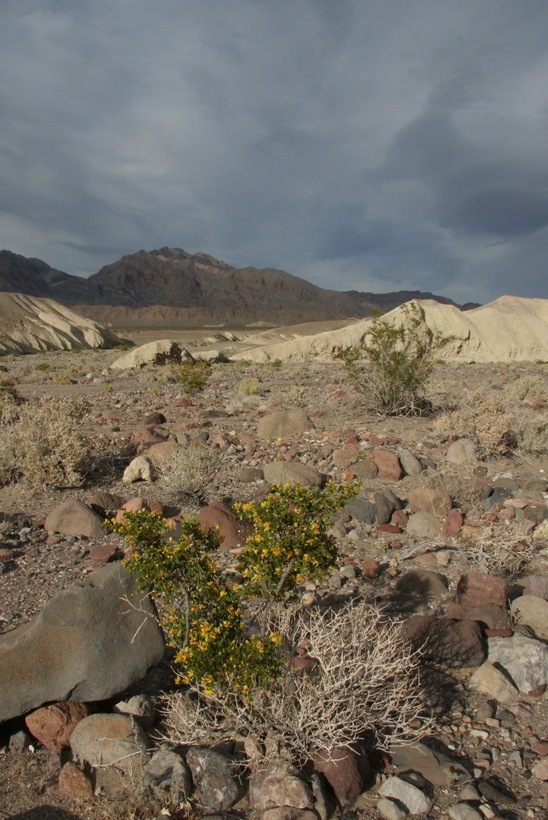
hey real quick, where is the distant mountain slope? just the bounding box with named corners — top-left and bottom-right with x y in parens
top-left (0, 247), bottom-right (471, 328)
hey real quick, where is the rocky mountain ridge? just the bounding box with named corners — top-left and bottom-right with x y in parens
top-left (0, 248), bottom-right (470, 328)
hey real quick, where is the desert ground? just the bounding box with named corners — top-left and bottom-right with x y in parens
top-left (0, 324), bottom-right (547, 819)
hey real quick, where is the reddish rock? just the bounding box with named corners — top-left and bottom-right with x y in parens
top-left (372, 449), bottom-right (403, 481)
top-left (314, 746), bottom-right (369, 805)
top-left (377, 523), bottom-right (402, 534)
top-left (89, 544), bottom-right (121, 565)
top-left (211, 434), bottom-right (230, 450)
top-left (443, 508), bottom-right (463, 537)
top-left (198, 500), bottom-right (253, 549)
top-left (131, 426), bottom-right (167, 446)
top-left (25, 702), bottom-right (89, 751)
top-left (485, 628), bottom-right (514, 638)
top-left (533, 741), bottom-right (548, 757)
top-left (391, 509), bottom-right (408, 527)
top-left (361, 559), bottom-right (380, 579)
top-left (455, 572), bottom-right (508, 611)
top-left (370, 435), bottom-right (386, 446)
top-left (332, 448), bottom-right (359, 468)
top-left (499, 507), bottom-right (516, 521)
top-left (58, 761), bottom-right (94, 801)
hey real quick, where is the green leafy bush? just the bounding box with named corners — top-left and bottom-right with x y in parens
top-left (339, 302), bottom-right (453, 416)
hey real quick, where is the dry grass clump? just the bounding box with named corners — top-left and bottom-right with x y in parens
top-left (156, 444), bottom-right (223, 502)
top-left (464, 521), bottom-right (540, 576)
top-left (238, 376), bottom-right (265, 396)
top-left (425, 472), bottom-right (486, 516)
top-left (433, 387), bottom-right (547, 458)
top-left (164, 600), bottom-right (430, 764)
top-left (0, 378), bottom-right (21, 425)
top-left (0, 396), bottom-right (91, 489)
top-left (506, 374), bottom-right (548, 403)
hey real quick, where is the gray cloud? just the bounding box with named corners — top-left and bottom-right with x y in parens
top-left (0, 0), bottom-right (547, 302)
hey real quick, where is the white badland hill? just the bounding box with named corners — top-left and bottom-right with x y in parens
top-left (231, 296), bottom-right (548, 364)
top-left (0, 292), bottom-right (126, 355)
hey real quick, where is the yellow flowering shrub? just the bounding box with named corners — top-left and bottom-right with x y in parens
top-left (110, 481), bottom-right (358, 695)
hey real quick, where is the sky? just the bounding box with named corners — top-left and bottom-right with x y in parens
top-left (1, 0), bottom-right (547, 305)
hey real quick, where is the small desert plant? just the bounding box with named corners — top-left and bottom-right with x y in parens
top-left (12, 396), bottom-right (92, 489)
top-left (164, 599), bottom-right (430, 763)
top-left (506, 374), bottom-right (548, 403)
top-left (270, 358), bottom-right (283, 368)
top-left (34, 362), bottom-right (51, 372)
top-left (156, 444), bottom-right (223, 502)
top-left (0, 379), bottom-right (21, 425)
top-left (338, 302), bottom-right (453, 416)
top-left (173, 360), bottom-right (211, 395)
top-left (434, 388), bottom-right (547, 458)
top-left (464, 521), bottom-right (539, 575)
top-left (238, 376), bottom-right (264, 397)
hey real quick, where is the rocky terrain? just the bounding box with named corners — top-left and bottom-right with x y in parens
top-left (0, 248), bottom-right (472, 328)
top-left (0, 330), bottom-right (546, 819)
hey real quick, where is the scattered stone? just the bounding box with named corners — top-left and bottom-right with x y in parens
top-left (378, 775), bottom-right (434, 815)
top-left (469, 662), bottom-right (519, 704)
top-left (44, 498), bottom-right (105, 538)
top-left (372, 449), bottom-right (403, 481)
top-left (198, 500), bottom-right (253, 548)
top-left (510, 595), bottom-right (548, 640)
top-left (313, 746), bottom-right (368, 805)
top-left (390, 742), bottom-right (470, 787)
top-left (250, 762), bottom-right (314, 812)
top-left (400, 449), bottom-right (423, 476)
top-left (144, 748), bottom-right (193, 798)
top-left (447, 438), bottom-right (477, 465)
top-left (531, 758), bottom-right (548, 780)
top-left (447, 804), bottom-right (484, 820)
top-left (377, 796), bottom-right (407, 819)
top-left (58, 761), bottom-right (94, 801)
top-left (186, 746), bottom-right (243, 812)
top-left (122, 455), bottom-right (153, 483)
top-left (402, 616), bottom-right (486, 667)
top-left (443, 508), bottom-right (464, 537)
top-left (257, 410), bottom-right (314, 440)
top-left (25, 701), bottom-right (89, 751)
top-left (408, 488), bottom-right (452, 516)
top-left (352, 459), bottom-right (378, 479)
top-left (406, 511), bottom-right (441, 539)
top-left (487, 634), bottom-right (548, 692)
top-left (0, 564), bottom-right (165, 722)
top-left (361, 558), bottom-right (380, 579)
top-left (70, 713), bottom-right (150, 776)
top-left (263, 460), bottom-right (323, 488)
top-left (454, 573), bottom-right (508, 612)
top-left (114, 694), bottom-right (156, 730)
top-left (395, 570), bottom-right (448, 596)
top-left (345, 497), bottom-right (377, 524)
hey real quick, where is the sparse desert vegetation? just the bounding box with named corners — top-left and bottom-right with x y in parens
top-left (0, 324), bottom-right (547, 819)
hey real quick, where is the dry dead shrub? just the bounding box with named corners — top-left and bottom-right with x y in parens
top-left (163, 600), bottom-right (430, 764)
top-left (433, 389), bottom-right (516, 458)
top-left (506, 374), bottom-right (548, 403)
top-left (156, 444), bottom-right (223, 502)
top-left (238, 376), bottom-right (264, 396)
top-left (464, 521), bottom-right (539, 576)
top-left (12, 396), bottom-right (91, 489)
top-left (0, 379), bottom-right (21, 425)
top-left (510, 404), bottom-right (548, 457)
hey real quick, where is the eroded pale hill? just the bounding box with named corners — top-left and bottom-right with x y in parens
top-left (231, 296), bottom-right (548, 364)
top-left (0, 293), bottom-right (127, 355)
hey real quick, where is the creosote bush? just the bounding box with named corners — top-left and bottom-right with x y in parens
top-left (172, 360), bottom-right (211, 394)
top-left (338, 302), bottom-right (453, 416)
top-left (110, 482), bottom-right (359, 695)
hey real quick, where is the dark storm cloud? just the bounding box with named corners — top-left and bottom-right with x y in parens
top-left (0, 0), bottom-right (547, 302)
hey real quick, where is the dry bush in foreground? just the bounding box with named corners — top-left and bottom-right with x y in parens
top-left (164, 600), bottom-right (430, 764)
top-left (9, 396), bottom-right (91, 489)
top-left (464, 521), bottom-right (540, 576)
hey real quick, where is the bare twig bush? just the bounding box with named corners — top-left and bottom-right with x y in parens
top-left (464, 521), bottom-right (539, 575)
top-left (0, 379), bottom-right (21, 425)
top-left (163, 600), bottom-right (431, 764)
top-left (505, 374), bottom-right (548, 403)
top-left (424, 472), bottom-right (486, 516)
top-left (238, 376), bottom-right (265, 397)
top-left (156, 444), bottom-right (223, 502)
top-left (11, 396), bottom-right (92, 489)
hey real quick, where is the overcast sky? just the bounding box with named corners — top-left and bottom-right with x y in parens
top-left (1, 0), bottom-right (547, 304)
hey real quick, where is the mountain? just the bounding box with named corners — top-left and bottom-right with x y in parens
top-left (0, 248), bottom-right (471, 328)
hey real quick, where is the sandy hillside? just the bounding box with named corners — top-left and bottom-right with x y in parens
top-left (232, 296), bottom-right (548, 363)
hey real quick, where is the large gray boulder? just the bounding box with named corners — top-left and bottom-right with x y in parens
top-left (0, 564), bottom-right (165, 723)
